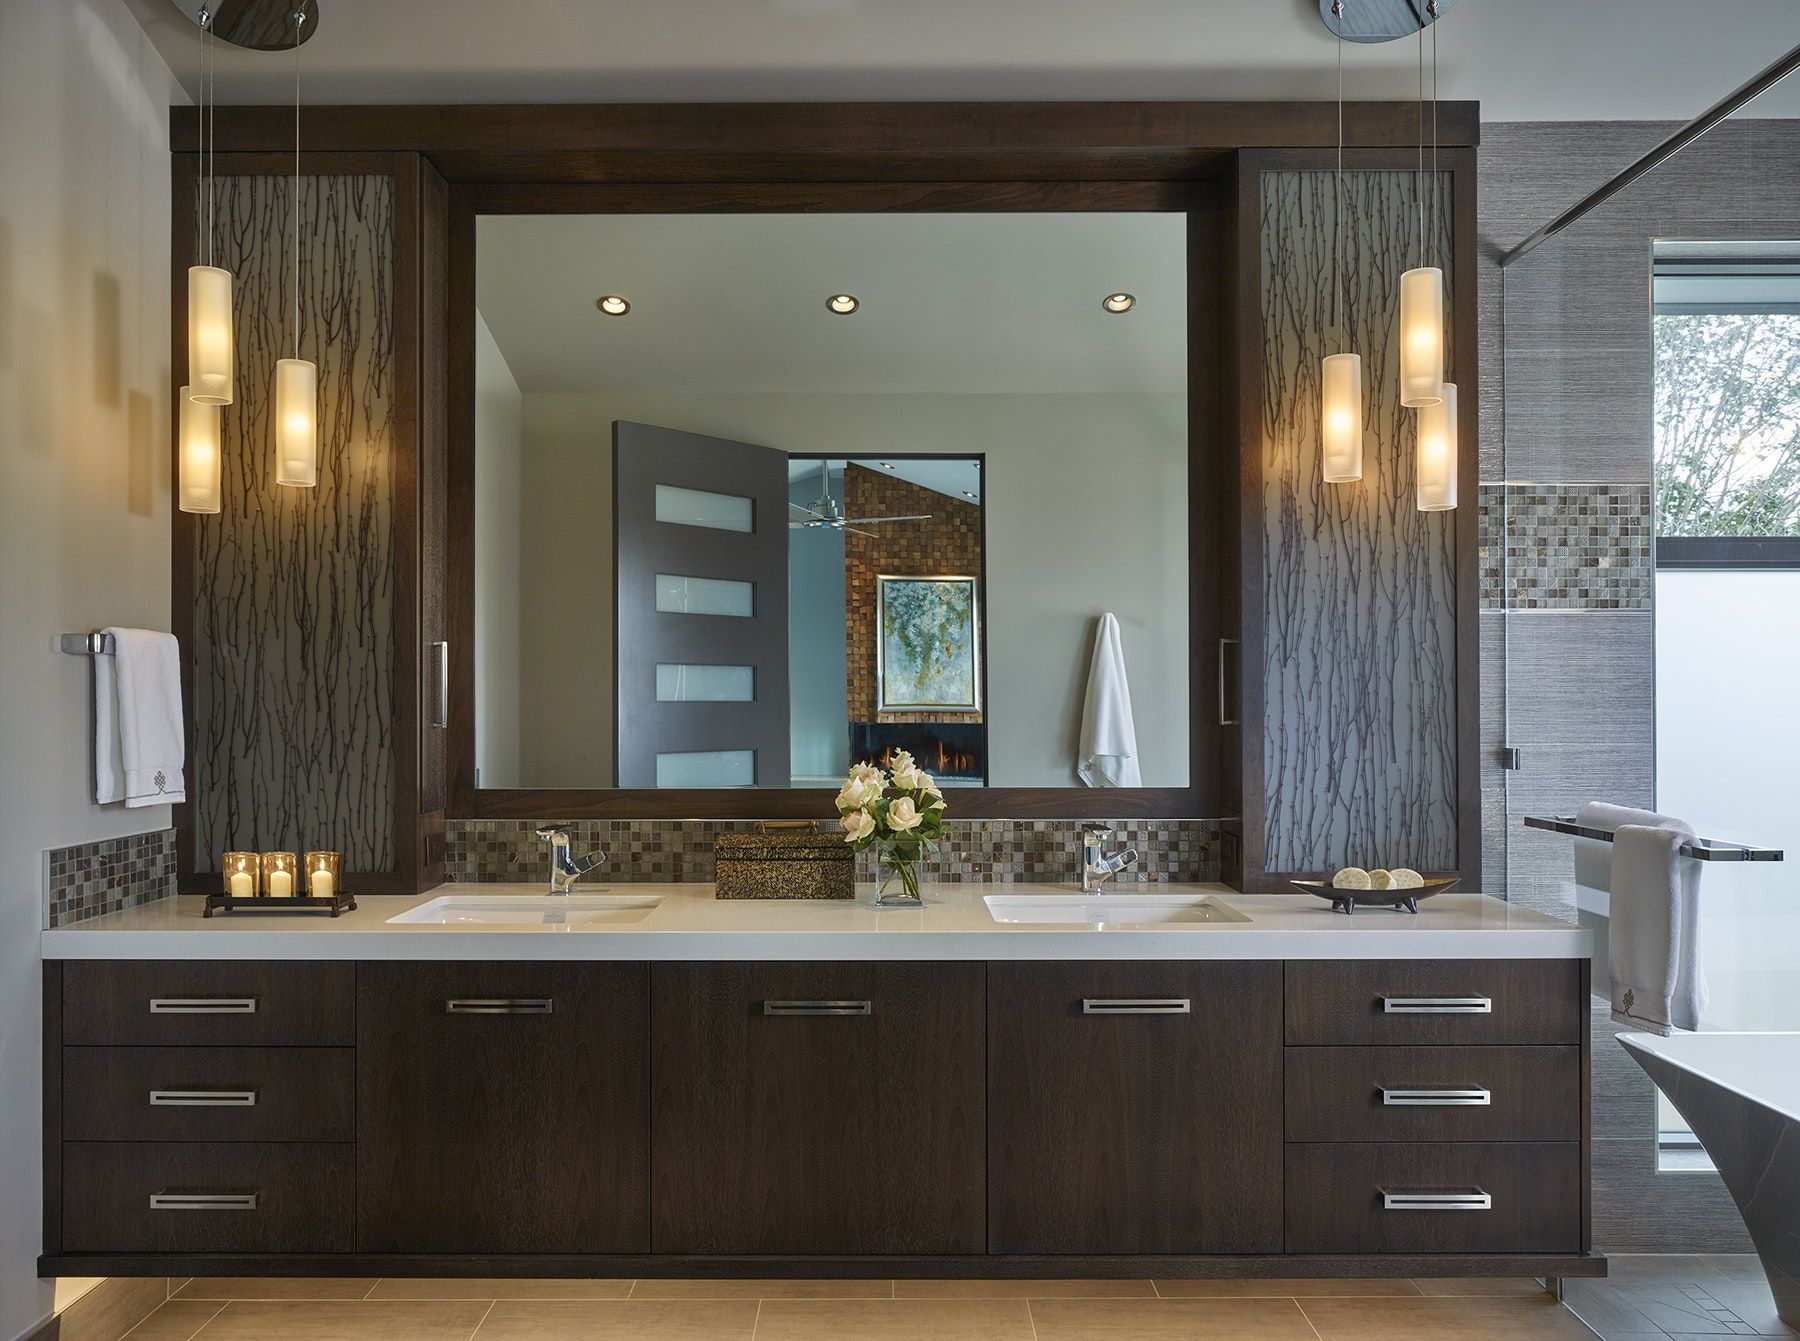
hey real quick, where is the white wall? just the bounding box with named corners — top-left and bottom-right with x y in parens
top-left (501, 392), bottom-right (1189, 789)
top-left (473, 312), bottom-right (523, 789)
top-left (0, 0), bottom-right (180, 1334)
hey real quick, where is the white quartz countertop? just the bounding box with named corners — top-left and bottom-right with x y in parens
top-left (40, 883), bottom-right (1592, 961)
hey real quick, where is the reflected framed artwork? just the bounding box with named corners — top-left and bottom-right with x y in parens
top-left (875, 575), bottom-right (982, 713)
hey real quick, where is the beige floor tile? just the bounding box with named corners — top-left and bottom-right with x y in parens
top-left (1411, 1278), bottom-right (1557, 1298)
top-left (1155, 1278), bottom-right (1422, 1298)
top-left (123, 1301), bottom-right (227, 1341)
top-left (1030, 1297), bottom-right (1317, 1340)
top-left (1299, 1296), bottom-right (1598, 1341)
top-left (629, 1277), bottom-right (892, 1299)
top-left (366, 1279), bottom-right (634, 1301)
top-left (174, 1279), bottom-right (377, 1301)
top-left (896, 1279), bottom-right (1154, 1299)
top-left (751, 1298), bottom-right (1034, 1341)
top-left (471, 1299), bottom-right (759, 1340)
top-left (191, 1300), bottom-right (490, 1341)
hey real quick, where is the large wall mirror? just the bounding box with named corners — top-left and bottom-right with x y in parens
top-left (459, 205), bottom-right (1209, 811)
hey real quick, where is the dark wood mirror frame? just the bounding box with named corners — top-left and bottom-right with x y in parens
top-left (169, 102), bottom-right (1480, 884)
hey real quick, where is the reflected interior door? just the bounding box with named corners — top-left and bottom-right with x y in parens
top-left (613, 421), bottom-right (791, 787)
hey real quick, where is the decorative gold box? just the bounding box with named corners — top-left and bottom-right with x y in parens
top-left (714, 823), bottom-right (856, 900)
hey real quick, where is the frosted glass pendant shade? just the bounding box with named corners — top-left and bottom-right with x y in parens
top-left (1416, 381), bottom-right (1458, 511)
top-left (1398, 266), bottom-right (1445, 408)
top-left (187, 266), bottom-right (235, 405)
top-left (274, 358), bottom-right (317, 487)
top-left (177, 387), bottom-right (221, 514)
top-left (1320, 352), bottom-right (1364, 483)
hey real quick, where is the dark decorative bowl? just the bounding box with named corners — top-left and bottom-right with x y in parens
top-left (1288, 875), bottom-right (1460, 915)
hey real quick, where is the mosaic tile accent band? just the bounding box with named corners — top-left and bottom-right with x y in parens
top-left (447, 818), bottom-right (1225, 886)
top-left (1479, 482), bottom-right (1653, 610)
top-left (45, 829), bottom-right (177, 928)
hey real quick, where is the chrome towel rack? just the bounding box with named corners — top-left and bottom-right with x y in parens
top-left (60, 632), bottom-right (117, 656)
top-left (1523, 815), bottom-right (1783, 863)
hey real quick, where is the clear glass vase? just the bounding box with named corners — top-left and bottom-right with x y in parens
top-left (874, 850), bottom-right (924, 908)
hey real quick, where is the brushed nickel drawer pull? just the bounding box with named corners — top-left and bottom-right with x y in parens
top-left (150, 997), bottom-right (256, 1014)
top-left (149, 1192), bottom-right (259, 1211)
top-left (446, 998), bottom-right (553, 1014)
top-left (1381, 996), bottom-right (1492, 1014)
top-left (150, 1089), bottom-right (258, 1107)
top-left (763, 1000), bottom-right (872, 1016)
top-left (1381, 1189), bottom-right (1492, 1211)
top-left (1082, 998), bottom-right (1192, 1014)
top-left (1381, 1087), bottom-right (1491, 1106)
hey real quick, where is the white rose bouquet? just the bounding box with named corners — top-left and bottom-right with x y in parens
top-left (836, 751), bottom-right (947, 906)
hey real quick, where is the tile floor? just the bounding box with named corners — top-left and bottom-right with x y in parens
top-left (115, 1257), bottom-right (1793, 1341)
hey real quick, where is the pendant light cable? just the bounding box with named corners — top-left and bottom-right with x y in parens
top-left (1334, 2), bottom-right (1343, 344)
top-left (1430, 5), bottom-right (1440, 261)
top-left (1416, 18), bottom-right (1425, 267)
top-left (292, 7), bottom-right (302, 362)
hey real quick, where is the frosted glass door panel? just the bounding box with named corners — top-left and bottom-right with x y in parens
top-left (655, 574), bottom-right (754, 617)
top-left (655, 750), bottom-right (757, 787)
top-left (655, 484), bottom-right (754, 533)
top-left (656, 664), bottom-right (756, 702)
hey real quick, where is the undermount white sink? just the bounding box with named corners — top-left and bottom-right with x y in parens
top-left (388, 893), bottom-right (662, 928)
top-left (982, 894), bottom-right (1249, 926)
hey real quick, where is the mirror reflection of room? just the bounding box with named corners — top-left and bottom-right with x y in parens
top-left (472, 212), bottom-right (1190, 790)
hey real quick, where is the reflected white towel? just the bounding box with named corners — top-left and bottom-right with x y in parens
top-left (1077, 613), bottom-right (1141, 788)
top-left (1578, 801), bottom-right (1706, 1035)
top-left (95, 628), bottom-right (186, 808)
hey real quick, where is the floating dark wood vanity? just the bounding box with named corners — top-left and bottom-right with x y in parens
top-left (41, 947), bottom-right (1597, 1279)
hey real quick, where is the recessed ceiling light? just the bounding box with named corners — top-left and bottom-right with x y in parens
top-left (826, 293), bottom-right (860, 315)
top-left (1102, 292), bottom-right (1136, 314)
top-left (596, 295), bottom-right (630, 316)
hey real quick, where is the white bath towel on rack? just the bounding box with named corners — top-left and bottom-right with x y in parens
top-left (1578, 800), bottom-right (1706, 1035)
top-left (1077, 612), bottom-right (1141, 788)
top-left (95, 628), bottom-right (186, 808)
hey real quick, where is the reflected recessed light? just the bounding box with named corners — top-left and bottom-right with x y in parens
top-left (826, 293), bottom-right (860, 315)
top-left (596, 295), bottom-right (630, 316)
top-left (1102, 292), bottom-right (1136, 314)
top-left (962, 490), bottom-right (977, 498)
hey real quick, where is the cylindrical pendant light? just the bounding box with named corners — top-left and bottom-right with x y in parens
top-left (276, 8), bottom-right (317, 489)
top-left (177, 387), bottom-right (222, 514)
top-left (1416, 381), bottom-right (1457, 510)
top-left (274, 358), bottom-right (317, 487)
top-left (1398, 16), bottom-right (1444, 409)
top-left (1320, 4), bottom-right (1363, 483)
top-left (1322, 352), bottom-right (1365, 483)
top-left (187, 266), bottom-right (234, 405)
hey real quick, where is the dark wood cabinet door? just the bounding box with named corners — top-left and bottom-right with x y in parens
top-left (987, 960), bottom-right (1283, 1254)
top-left (650, 961), bottom-right (985, 1254)
top-left (357, 961), bottom-right (649, 1253)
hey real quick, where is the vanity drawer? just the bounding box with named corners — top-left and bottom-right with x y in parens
top-left (62, 1047), bottom-right (354, 1143)
top-left (62, 961), bottom-right (354, 1046)
top-left (1286, 1142), bottom-right (1580, 1255)
top-left (62, 1142), bottom-right (353, 1253)
top-left (1285, 960), bottom-right (1583, 1046)
top-left (1285, 1046), bottom-right (1580, 1142)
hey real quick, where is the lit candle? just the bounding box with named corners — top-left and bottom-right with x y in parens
top-left (310, 868), bottom-right (334, 901)
top-left (229, 870), bottom-right (254, 898)
top-left (266, 868), bottom-right (293, 898)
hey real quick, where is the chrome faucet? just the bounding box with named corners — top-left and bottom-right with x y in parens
top-left (1080, 823), bottom-right (1140, 892)
top-left (535, 825), bottom-right (607, 895)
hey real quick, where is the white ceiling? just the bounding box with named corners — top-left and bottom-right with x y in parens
top-left (475, 213), bottom-right (1188, 395)
top-left (125, 0), bottom-right (1800, 123)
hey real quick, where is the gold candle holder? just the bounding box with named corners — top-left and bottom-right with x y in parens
top-left (305, 851), bottom-right (341, 901)
top-left (223, 852), bottom-right (260, 900)
top-left (261, 851), bottom-right (298, 899)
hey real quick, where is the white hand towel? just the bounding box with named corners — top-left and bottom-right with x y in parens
top-left (1578, 801), bottom-right (1706, 1036)
top-left (1077, 613), bottom-right (1141, 788)
top-left (95, 628), bottom-right (186, 808)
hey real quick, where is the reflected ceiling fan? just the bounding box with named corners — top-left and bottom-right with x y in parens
top-left (788, 461), bottom-right (931, 537)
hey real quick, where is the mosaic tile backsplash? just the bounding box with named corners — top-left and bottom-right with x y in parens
top-left (45, 828), bottom-right (177, 928)
top-left (1479, 482), bottom-right (1653, 610)
top-left (447, 819), bottom-right (1226, 886)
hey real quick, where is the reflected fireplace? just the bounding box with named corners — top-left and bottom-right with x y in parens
top-left (849, 722), bottom-right (988, 784)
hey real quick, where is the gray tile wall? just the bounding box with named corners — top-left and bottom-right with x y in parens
top-left (45, 828), bottom-right (177, 928)
top-left (1480, 118), bottom-right (1800, 1253)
